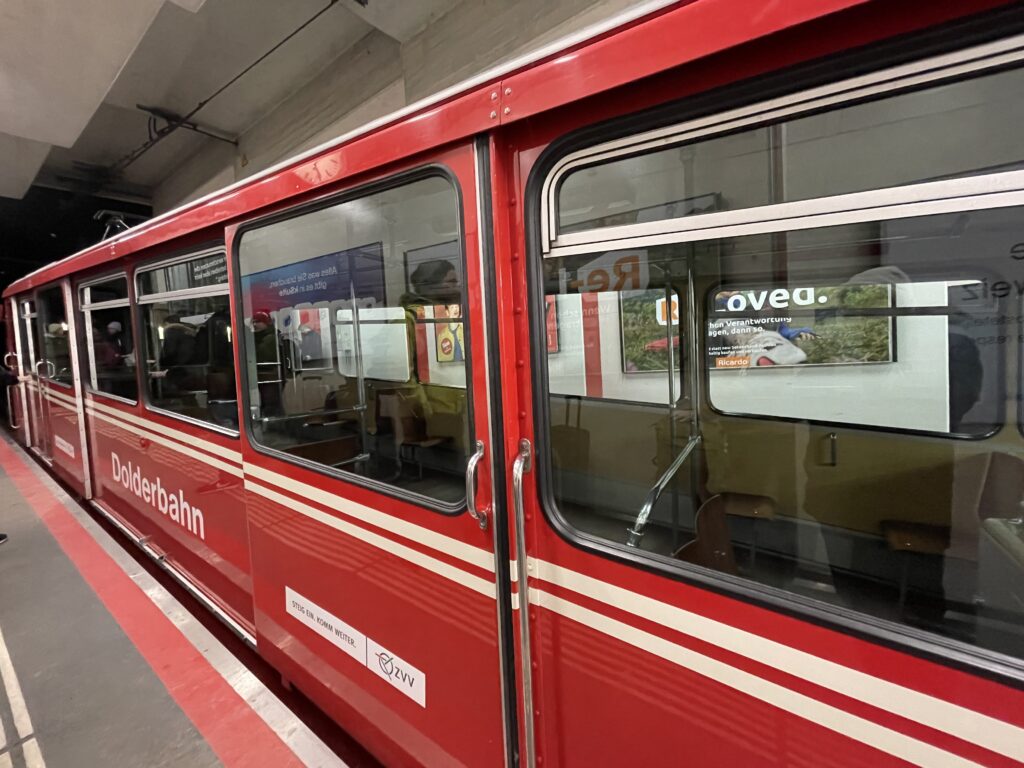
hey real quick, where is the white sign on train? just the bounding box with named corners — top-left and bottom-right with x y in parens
top-left (286, 587), bottom-right (426, 707)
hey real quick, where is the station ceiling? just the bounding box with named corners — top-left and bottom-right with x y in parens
top-left (0, 0), bottom-right (455, 204)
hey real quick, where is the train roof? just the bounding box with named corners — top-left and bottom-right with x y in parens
top-left (4, 0), bottom-right (870, 299)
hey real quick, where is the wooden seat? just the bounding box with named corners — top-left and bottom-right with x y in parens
top-left (379, 392), bottom-right (446, 479)
top-left (673, 495), bottom-right (739, 576)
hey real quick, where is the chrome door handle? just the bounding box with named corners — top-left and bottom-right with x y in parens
top-left (6, 385), bottom-right (19, 430)
top-left (511, 437), bottom-right (536, 768)
top-left (3, 352), bottom-right (18, 370)
top-left (465, 439), bottom-right (489, 530)
top-left (512, 439), bottom-right (533, 522)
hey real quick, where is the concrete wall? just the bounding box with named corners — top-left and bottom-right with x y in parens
top-left (152, 0), bottom-right (637, 213)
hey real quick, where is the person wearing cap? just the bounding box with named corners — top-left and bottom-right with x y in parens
top-left (97, 320), bottom-right (126, 369)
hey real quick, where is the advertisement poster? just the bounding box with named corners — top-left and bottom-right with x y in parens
top-left (707, 284), bottom-right (894, 369)
top-left (242, 242), bottom-right (385, 312)
top-left (545, 295), bottom-right (559, 353)
top-left (432, 304), bottom-right (466, 363)
top-left (619, 289), bottom-right (680, 373)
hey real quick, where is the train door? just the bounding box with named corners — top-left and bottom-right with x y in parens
top-left (504, 44), bottom-right (1024, 768)
top-left (31, 282), bottom-right (86, 489)
top-left (6, 297), bottom-right (32, 446)
top-left (231, 143), bottom-right (514, 767)
top-left (20, 295), bottom-right (52, 462)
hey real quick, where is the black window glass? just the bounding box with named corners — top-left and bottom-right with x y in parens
top-left (238, 176), bottom-right (469, 506)
top-left (558, 66), bottom-right (1024, 234)
top-left (36, 287), bottom-right (72, 386)
top-left (542, 207), bottom-right (1023, 660)
top-left (85, 276), bottom-right (129, 304)
top-left (138, 254), bottom-right (228, 295)
top-left (138, 254), bottom-right (236, 429)
top-left (81, 278), bottom-right (136, 401)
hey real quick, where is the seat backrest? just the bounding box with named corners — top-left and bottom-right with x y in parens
top-left (979, 452), bottom-right (1024, 520)
top-left (948, 452), bottom-right (1024, 560)
top-left (379, 392), bottom-right (428, 445)
top-left (674, 495), bottom-right (738, 575)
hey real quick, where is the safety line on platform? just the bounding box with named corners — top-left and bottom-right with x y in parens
top-left (0, 435), bottom-right (349, 768)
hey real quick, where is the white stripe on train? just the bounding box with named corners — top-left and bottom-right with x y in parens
top-left (243, 478), bottom-right (495, 599)
top-left (529, 558), bottom-right (1024, 764)
top-left (86, 408), bottom-right (242, 477)
top-left (531, 589), bottom-right (985, 768)
top-left (64, 391), bottom-right (1021, 764)
top-left (86, 397), bottom-right (242, 463)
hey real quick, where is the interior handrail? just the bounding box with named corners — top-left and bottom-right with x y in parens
top-left (258, 404), bottom-right (367, 424)
top-left (626, 434), bottom-right (702, 548)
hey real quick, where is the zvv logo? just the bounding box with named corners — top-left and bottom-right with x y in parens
top-left (368, 639), bottom-right (426, 707)
top-left (375, 651), bottom-right (418, 688)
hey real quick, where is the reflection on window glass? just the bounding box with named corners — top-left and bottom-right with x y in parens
top-left (138, 255), bottom-right (236, 429)
top-left (544, 207), bottom-right (1024, 660)
top-left (81, 277), bottom-right (137, 400)
top-left (238, 176), bottom-right (470, 505)
top-left (558, 66), bottom-right (1024, 234)
top-left (37, 287), bottom-right (73, 386)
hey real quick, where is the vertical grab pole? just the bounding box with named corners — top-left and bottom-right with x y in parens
top-left (511, 438), bottom-right (535, 768)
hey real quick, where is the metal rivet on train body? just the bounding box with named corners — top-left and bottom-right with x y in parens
top-left (504, 87), bottom-right (512, 96)
top-left (516, 360), bottom-right (524, 368)
top-left (490, 110), bottom-right (497, 119)
top-left (491, 91), bottom-right (498, 100)
top-left (519, 411), bottom-right (527, 419)
top-left (532, 661), bottom-right (539, 670)
top-left (503, 106), bottom-right (511, 115)
top-left (513, 307), bottom-right (522, 314)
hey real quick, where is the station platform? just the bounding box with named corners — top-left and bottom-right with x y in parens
top-left (0, 434), bottom-right (376, 768)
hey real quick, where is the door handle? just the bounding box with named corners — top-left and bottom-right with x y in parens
top-left (511, 438), bottom-right (536, 768)
top-left (465, 439), bottom-right (489, 530)
top-left (6, 385), bottom-right (19, 430)
top-left (3, 352), bottom-right (18, 371)
top-left (821, 432), bottom-right (837, 466)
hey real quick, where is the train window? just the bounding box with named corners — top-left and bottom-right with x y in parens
top-left (237, 175), bottom-right (470, 506)
top-left (80, 276), bottom-right (137, 401)
top-left (137, 252), bottom-right (237, 431)
top-left (541, 206), bottom-right (1024, 660)
top-left (36, 286), bottom-right (73, 387)
top-left (556, 65), bottom-right (1024, 236)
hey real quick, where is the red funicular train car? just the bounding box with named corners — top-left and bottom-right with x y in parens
top-left (6, 1), bottom-right (1024, 765)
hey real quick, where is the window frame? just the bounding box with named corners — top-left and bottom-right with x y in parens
top-left (78, 271), bottom-right (138, 405)
top-left (543, 33), bottom-right (1024, 256)
top-left (526, 32), bottom-right (1024, 685)
top-left (34, 283), bottom-right (74, 390)
top-left (134, 247), bottom-right (239, 437)
top-left (231, 164), bottom-right (474, 516)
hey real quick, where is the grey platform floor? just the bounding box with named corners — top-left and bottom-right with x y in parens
top-left (0, 436), bottom-right (349, 768)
